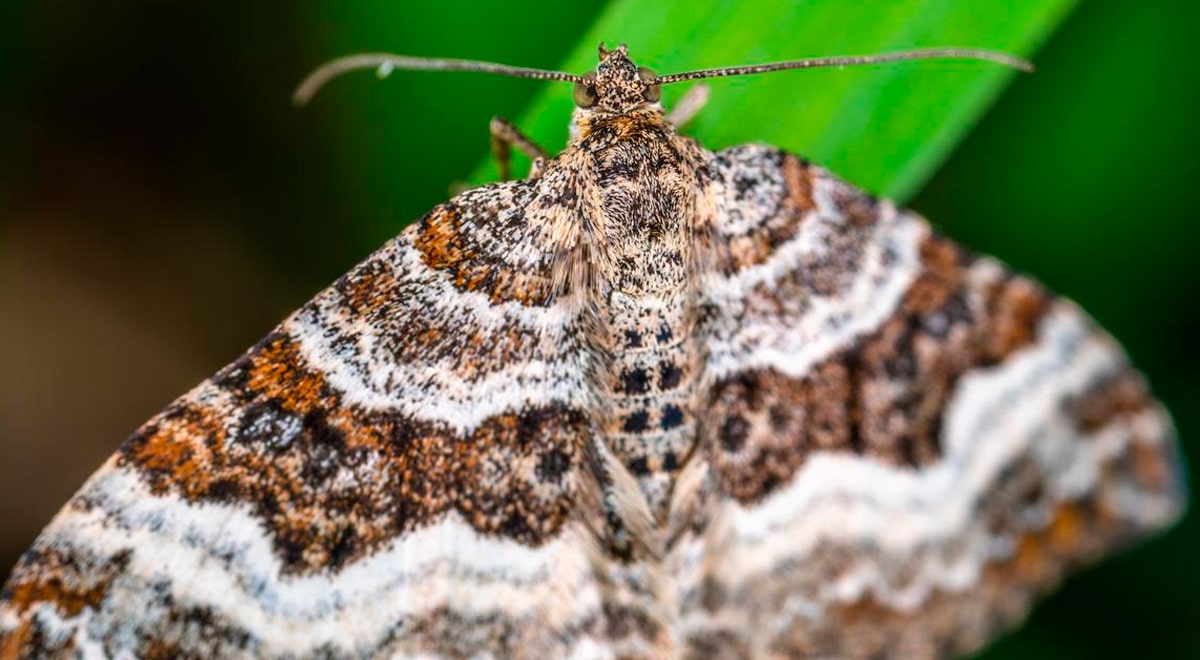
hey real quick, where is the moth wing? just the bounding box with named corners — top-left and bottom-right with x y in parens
top-left (676, 144), bottom-right (1186, 657)
top-left (0, 178), bottom-right (611, 657)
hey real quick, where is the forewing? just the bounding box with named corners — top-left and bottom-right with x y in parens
top-left (0, 179), bottom-right (609, 658)
top-left (678, 144), bottom-right (1185, 657)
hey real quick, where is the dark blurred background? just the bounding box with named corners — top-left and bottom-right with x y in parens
top-left (1, 0), bottom-right (1196, 656)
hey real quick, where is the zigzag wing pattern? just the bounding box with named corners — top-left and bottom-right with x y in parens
top-left (673, 144), bottom-right (1184, 658)
top-left (0, 178), bottom-right (614, 658)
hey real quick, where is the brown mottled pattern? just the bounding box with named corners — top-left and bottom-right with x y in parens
top-left (332, 256), bottom-right (570, 384)
top-left (120, 332), bottom-right (587, 574)
top-left (0, 565), bottom-right (477, 660)
top-left (0, 44), bottom-right (1185, 659)
top-left (761, 467), bottom-right (1165, 660)
top-left (4, 559), bottom-right (261, 659)
top-left (375, 606), bottom-right (604, 658)
top-left (713, 150), bottom-right (818, 272)
top-left (0, 549), bottom-right (130, 658)
top-left (686, 395), bottom-right (1178, 660)
top-left (413, 187), bottom-right (558, 307)
top-left (706, 232), bottom-right (1051, 503)
top-left (1066, 368), bottom-right (1158, 434)
top-left (4, 554), bottom-right (602, 658)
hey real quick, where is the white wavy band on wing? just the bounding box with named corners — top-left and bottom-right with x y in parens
top-left (27, 462), bottom-right (601, 655)
top-left (705, 302), bottom-right (1175, 610)
top-left (705, 178), bottom-right (927, 382)
top-left (288, 236), bottom-right (592, 435)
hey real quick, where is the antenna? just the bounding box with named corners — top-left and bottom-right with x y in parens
top-left (294, 48), bottom-right (1033, 105)
top-left (655, 48), bottom-right (1033, 84)
top-left (293, 53), bottom-right (584, 106)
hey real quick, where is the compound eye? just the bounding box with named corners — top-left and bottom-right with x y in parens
top-left (638, 67), bottom-right (661, 102)
top-left (573, 72), bottom-right (598, 108)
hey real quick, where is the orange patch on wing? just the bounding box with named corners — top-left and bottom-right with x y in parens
top-left (0, 622), bottom-right (35, 658)
top-left (122, 401), bottom-right (228, 494)
top-left (0, 550), bottom-right (126, 656)
top-left (340, 266), bottom-right (400, 313)
top-left (3, 574), bottom-right (108, 620)
top-left (489, 268), bottom-right (553, 306)
top-left (413, 206), bottom-right (553, 305)
top-left (910, 233), bottom-right (1048, 362)
top-left (414, 207), bottom-right (472, 272)
top-left (1130, 440), bottom-right (1174, 493)
top-left (904, 235), bottom-right (963, 314)
top-left (247, 336), bottom-right (330, 414)
top-left (980, 277), bottom-right (1049, 362)
top-left (781, 154), bottom-right (816, 213)
top-left (1047, 503), bottom-right (1086, 554)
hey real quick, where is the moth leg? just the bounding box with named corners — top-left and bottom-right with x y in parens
top-left (666, 84), bottom-right (710, 129)
top-left (490, 116), bottom-right (548, 180)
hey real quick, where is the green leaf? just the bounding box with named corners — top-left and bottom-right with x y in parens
top-left (473, 0), bottom-right (1076, 202)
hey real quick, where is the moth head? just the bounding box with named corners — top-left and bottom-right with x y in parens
top-left (572, 44), bottom-right (661, 114)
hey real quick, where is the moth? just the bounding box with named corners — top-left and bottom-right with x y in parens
top-left (0, 44), bottom-right (1184, 658)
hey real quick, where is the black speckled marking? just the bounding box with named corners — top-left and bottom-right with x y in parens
top-left (623, 410), bottom-right (651, 434)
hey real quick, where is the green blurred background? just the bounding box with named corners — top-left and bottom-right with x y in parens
top-left (1, 0), bottom-right (1196, 656)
